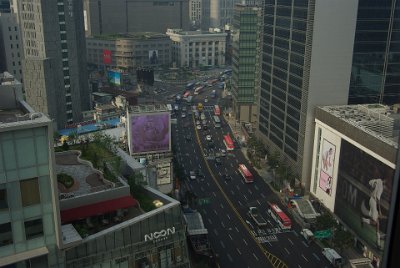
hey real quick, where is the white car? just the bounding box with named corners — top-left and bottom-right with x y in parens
top-left (181, 113), bottom-right (186, 118)
top-left (206, 135), bottom-right (212, 141)
top-left (196, 125), bottom-right (202, 130)
top-left (204, 98), bottom-right (208, 103)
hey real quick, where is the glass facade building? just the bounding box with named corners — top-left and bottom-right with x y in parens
top-left (231, 4), bottom-right (262, 123)
top-left (349, 0), bottom-right (400, 105)
top-left (65, 205), bottom-right (190, 268)
top-left (0, 113), bottom-right (63, 267)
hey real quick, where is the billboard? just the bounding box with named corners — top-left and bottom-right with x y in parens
top-left (157, 162), bottom-right (171, 185)
top-left (149, 50), bottom-right (158, 64)
top-left (319, 139), bottom-right (336, 196)
top-left (334, 139), bottom-right (394, 253)
top-left (130, 113), bottom-right (170, 154)
top-left (103, 49), bottom-right (112, 64)
top-left (108, 70), bottom-right (121, 86)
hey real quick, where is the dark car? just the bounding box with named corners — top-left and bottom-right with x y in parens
top-left (215, 157), bottom-right (222, 165)
top-left (208, 141), bottom-right (215, 148)
top-left (185, 135), bottom-right (191, 141)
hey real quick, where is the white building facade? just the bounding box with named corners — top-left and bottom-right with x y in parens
top-left (167, 28), bottom-right (226, 68)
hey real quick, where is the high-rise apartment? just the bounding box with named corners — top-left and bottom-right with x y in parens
top-left (258, 0), bottom-right (358, 188)
top-left (0, 12), bottom-right (23, 81)
top-left (348, 1), bottom-right (400, 105)
top-left (231, 4), bottom-right (262, 124)
top-left (0, 73), bottom-right (63, 267)
top-left (83, 0), bottom-right (190, 36)
top-left (15, 0), bottom-right (90, 129)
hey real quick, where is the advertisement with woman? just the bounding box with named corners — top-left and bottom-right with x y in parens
top-left (334, 140), bottom-right (394, 254)
top-left (319, 139), bottom-right (336, 195)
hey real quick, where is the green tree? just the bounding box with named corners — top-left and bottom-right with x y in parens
top-left (68, 130), bottom-right (78, 145)
top-left (268, 151), bottom-right (280, 170)
top-left (332, 228), bottom-right (353, 253)
top-left (61, 141), bottom-right (69, 151)
top-left (315, 213), bottom-right (338, 231)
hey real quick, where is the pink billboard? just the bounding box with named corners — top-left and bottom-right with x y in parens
top-left (130, 113), bottom-right (170, 154)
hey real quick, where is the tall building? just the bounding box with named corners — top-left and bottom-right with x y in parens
top-left (258, 0), bottom-right (358, 188)
top-left (348, 1), bottom-right (400, 105)
top-left (0, 0), bottom-right (9, 12)
top-left (0, 12), bottom-right (23, 81)
top-left (0, 74), bottom-right (63, 267)
top-left (209, 0), bottom-right (242, 28)
top-left (189, 0), bottom-right (202, 28)
top-left (16, 0), bottom-right (90, 129)
top-left (231, 4), bottom-right (262, 124)
top-left (83, 0), bottom-right (190, 36)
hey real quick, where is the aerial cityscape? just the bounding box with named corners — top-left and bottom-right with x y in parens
top-left (0, 0), bottom-right (399, 267)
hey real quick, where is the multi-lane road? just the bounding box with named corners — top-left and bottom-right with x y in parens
top-left (171, 87), bottom-right (331, 267)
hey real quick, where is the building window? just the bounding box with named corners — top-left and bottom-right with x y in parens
top-left (24, 218), bottom-right (43, 240)
top-left (0, 185), bottom-right (7, 209)
top-left (20, 178), bottom-right (40, 206)
top-left (0, 222), bottom-right (13, 247)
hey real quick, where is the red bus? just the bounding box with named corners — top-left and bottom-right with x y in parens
top-left (223, 134), bottom-right (234, 151)
top-left (268, 203), bottom-right (292, 230)
top-left (238, 164), bottom-right (253, 183)
top-left (214, 105), bottom-right (221, 116)
top-left (183, 91), bottom-right (190, 98)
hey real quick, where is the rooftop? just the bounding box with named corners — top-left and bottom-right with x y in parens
top-left (129, 104), bottom-right (169, 113)
top-left (91, 32), bottom-right (168, 41)
top-left (319, 104), bottom-right (400, 148)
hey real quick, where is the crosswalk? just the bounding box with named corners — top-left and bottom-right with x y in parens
top-left (250, 230), bottom-right (278, 243)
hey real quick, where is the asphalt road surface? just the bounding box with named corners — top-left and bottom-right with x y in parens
top-left (172, 101), bottom-right (331, 268)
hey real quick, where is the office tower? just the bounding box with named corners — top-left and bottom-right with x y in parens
top-left (0, 12), bottom-right (23, 81)
top-left (209, 0), bottom-right (243, 28)
top-left (348, 1), bottom-right (400, 105)
top-left (231, 4), bottom-right (262, 124)
top-left (0, 75), bottom-right (63, 267)
top-left (190, 0), bottom-right (202, 28)
top-left (258, 0), bottom-right (358, 188)
top-left (83, 0), bottom-right (190, 36)
top-left (16, 0), bottom-right (90, 129)
top-left (0, 0), bottom-right (10, 12)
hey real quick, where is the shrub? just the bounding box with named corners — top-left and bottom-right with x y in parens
top-left (57, 173), bottom-right (74, 188)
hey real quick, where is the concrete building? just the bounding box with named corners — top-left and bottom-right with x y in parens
top-left (83, 0), bottom-right (190, 36)
top-left (189, 0), bottom-right (202, 28)
top-left (257, 0), bottom-right (359, 188)
top-left (86, 33), bottom-right (172, 70)
top-left (15, 0), bottom-right (90, 129)
top-left (0, 12), bottom-right (23, 81)
top-left (0, 0), bottom-right (9, 12)
top-left (231, 4), bottom-right (262, 124)
top-left (209, 0), bottom-right (242, 28)
top-left (310, 104), bottom-right (398, 263)
top-left (0, 81), bottom-right (64, 267)
top-left (167, 28), bottom-right (226, 68)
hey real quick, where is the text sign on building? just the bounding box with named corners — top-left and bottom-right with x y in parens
top-left (103, 49), bottom-right (112, 64)
top-left (144, 227), bottom-right (175, 242)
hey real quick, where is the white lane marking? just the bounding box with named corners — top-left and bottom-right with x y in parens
top-left (207, 182), bottom-right (210, 186)
top-left (238, 200), bottom-right (243, 206)
top-left (288, 238), bottom-right (294, 246)
top-left (254, 185), bottom-right (259, 191)
top-left (200, 186), bottom-right (204, 192)
top-left (227, 253), bottom-right (233, 262)
top-left (257, 200), bottom-right (261, 206)
top-left (202, 210), bottom-right (207, 215)
top-left (213, 209), bottom-right (218, 215)
top-left (207, 218), bottom-right (212, 224)
top-left (220, 203), bottom-right (224, 209)
top-left (248, 189), bottom-right (252, 195)
top-left (220, 241), bottom-right (226, 248)
top-left (227, 214), bottom-right (231, 220)
top-left (253, 253), bottom-right (259, 261)
top-left (221, 221), bottom-right (225, 228)
top-left (301, 241), bottom-right (309, 248)
top-left (230, 162), bottom-right (233, 167)
top-left (240, 179), bottom-right (244, 184)
top-left (231, 190), bottom-right (235, 195)
top-left (228, 234), bottom-right (233, 240)
top-left (236, 185), bottom-right (240, 190)
top-left (212, 192), bottom-right (217, 197)
top-left (243, 194), bottom-right (248, 200)
top-left (260, 193), bottom-right (265, 198)
top-left (298, 265), bottom-right (302, 268)
top-left (243, 239), bottom-right (248, 246)
top-left (235, 227), bottom-right (239, 233)
top-left (213, 229), bottom-right (218, 235)
top-left (312, 253), bottom-right (320, 261)
top-left (237, 248), bottom-right (242, 255)
top-left (284, 247), bottom-right (290, 255)
top-left (301, 254), bottom-right (308, 262)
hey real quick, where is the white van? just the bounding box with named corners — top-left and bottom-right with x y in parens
top-left (322, 248), bottom-right (343, 267)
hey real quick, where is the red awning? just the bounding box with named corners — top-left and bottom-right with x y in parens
top-left (60, 196), bottom-right (137, 223)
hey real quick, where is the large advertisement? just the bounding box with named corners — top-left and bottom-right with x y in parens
top-left (108, 70), bottom-right (121, 86)
top-left (319, 139), bottom-right (336, 195)
top-left (103, 49), bottom-right (112, 64)
top-left (334, 140), bottom-right (394, 254)
top-left (130, 113), bottom-right (170, 154)
top-left (149, 50), bottom-right (158, 64)
top-left (157, 162), bottom-right (171, 185)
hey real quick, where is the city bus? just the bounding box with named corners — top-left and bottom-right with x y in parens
top-left (214, 105), bottom-right (221, 116)
top-left (268, 203), bottom-right (292, 230)
top-left (223, 134), bottom-right (234, 151)
top-left (238, 164), bottom-right (253, 183)
top-left (213, 116), bottom-right (221, 128)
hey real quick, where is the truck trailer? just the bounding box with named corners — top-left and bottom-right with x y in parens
top-left (249, 207), bottom-right (267, 227)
